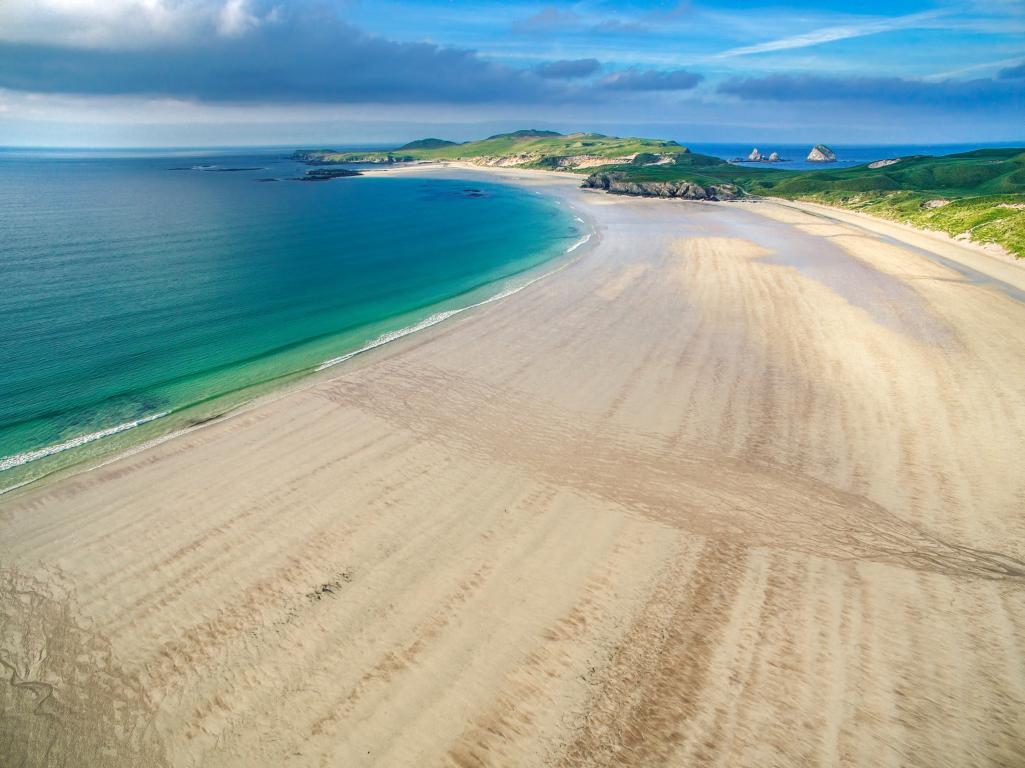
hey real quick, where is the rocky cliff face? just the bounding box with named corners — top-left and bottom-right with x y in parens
top-left (806, 144), bottom-right (837, 162)
top-left (748, 148), bottom-right (762, 161)
top-left (582, 172), bottom-right (739, 201)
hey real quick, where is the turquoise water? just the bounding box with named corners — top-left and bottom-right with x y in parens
top-left (0, 151), bottom-right (583, 489)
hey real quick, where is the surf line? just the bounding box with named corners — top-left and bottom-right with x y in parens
top-left (0, 411), bottom-right (169, 474)
top-left (316, 233), bottom-right (594, 373)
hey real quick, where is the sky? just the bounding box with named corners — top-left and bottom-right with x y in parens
top-left (0, 0), bottom-right (1023, 147)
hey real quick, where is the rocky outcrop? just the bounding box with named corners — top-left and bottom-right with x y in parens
top-left (291, 150), bottom-right (336, 162)
top-left (470, 153), bottom-right (639, 170)
top-left (561, 154), bottom-right (639, 169)
top-left (469, 153), bottom-right (542, 168)
top-left (807, 144), bottom-right (837, 162)
top-left (768, 151), bottom-right (780, 162)
top-left (290, 150), bottom-right (412, 165)
top-left (868, 158), bottom-right (900, 169)
top-left (583, 172), bottom-right (739, 201)
top-left (298, 168), bottom-right (363, 181)
top-left (747, 148), bottom-right (762, 162)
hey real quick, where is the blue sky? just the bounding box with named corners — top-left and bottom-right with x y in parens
top-left (0, 0), bottom-right (1022, 146)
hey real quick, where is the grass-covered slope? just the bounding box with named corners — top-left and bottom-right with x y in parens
top-left (293, 132), bottom-right (1025, 257)
top-left (293, 130), bottom-right (688, 169)
top-left (588, 148), bottom-right (1025, 257)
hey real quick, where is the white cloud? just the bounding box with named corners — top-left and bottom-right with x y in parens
top-left (925, 55), bottom-right (1025, 81)
top-left (711, 10), bottom-right (946, 59)
top-left (0, 0), bottom-right (271, 48)
top-left (217, 0), bottom-right (259, 37)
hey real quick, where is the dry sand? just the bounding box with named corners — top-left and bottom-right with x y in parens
top-left (2, 166), bottom-right (1024, 767)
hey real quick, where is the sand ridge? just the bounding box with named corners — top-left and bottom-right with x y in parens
top-left (1, 169), bottom-right (1024, 767)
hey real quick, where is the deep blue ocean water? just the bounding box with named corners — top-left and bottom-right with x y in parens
top-left (0, 150), bottom-right (583, 488)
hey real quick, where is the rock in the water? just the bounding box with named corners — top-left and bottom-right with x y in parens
top-left (747, 147), bottom-right (762, 162)
top-left (768, 151), bottom-right (780, 162)
top-left (806, 144), bottom-right (837, 162)
top-left (298, 168), bottom-right (363, 181)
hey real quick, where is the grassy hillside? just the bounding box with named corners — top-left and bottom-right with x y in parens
top-left (295, 130), bottom-right (688, 168)
top-left (589, 148), bottom-right (1025, 258)
top-left (293, 132), bottom-right (1025, 258)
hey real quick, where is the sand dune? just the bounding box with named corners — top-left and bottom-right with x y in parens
top-left (2, 168), bottom-right (1024, 767)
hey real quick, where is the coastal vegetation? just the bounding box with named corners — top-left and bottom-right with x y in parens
top-left (597, 147), bottom-right (1025, 257)
top-left (292, 130), bottom-right (688, 169)
top-left (293, 133), bottom-right (1025, 257)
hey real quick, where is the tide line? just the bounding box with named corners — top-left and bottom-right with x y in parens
top-left (0, 411), bottom-right (169, 474)
top-left (317, 233), bottom-right (593, 372)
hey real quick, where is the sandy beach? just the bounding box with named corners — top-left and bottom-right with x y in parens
top-left (2, 165), bottom-right (1024, 767)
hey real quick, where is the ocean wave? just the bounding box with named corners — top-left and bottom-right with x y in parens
top-left (0, 411), bottom-right (169, 473)
top-left (566, 233), bottom-right (592, 253)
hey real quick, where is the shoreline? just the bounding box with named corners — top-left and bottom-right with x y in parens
top-left (3, 161), bottom-right (1025, 767)
top-left (0, 168), bottom-right (598, 497)
top-left (769, 196), bottom-right (1025, 287)
top-left (5, 160), bottom-right (1021, 496)
top-left (380, 160), bottom-right (1024, 286)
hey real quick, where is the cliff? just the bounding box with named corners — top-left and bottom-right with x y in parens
top-left (583, 172), bottom-right (739, 201)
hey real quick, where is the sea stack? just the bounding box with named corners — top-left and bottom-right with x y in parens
top-left (768, 151), bottom-right (780, 162)
top-left (747, 147), bottom-right (762, 161)
top-left (807, 144), bottom-right (837, 162)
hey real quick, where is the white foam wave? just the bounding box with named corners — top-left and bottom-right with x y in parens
top-left (0, 411), bottom-right (169, 473)
top-left (316, 245), bottom-right (588, 373)
top-left (566, 233), bottom-right (592, 253)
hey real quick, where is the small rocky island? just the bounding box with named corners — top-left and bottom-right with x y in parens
top-left (806, 144), bottom-right (837, 162)
top-left (734, 148), bottom-right (785, 163)
top-left (298, 168), bottom-right (363, 181)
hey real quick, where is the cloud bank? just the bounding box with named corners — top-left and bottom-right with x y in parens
top-left (718, 74), bottom-right (1024, 109)
top-left (534, 59), bottom-right (602, 79)
top-left (0, 9), bottom-right (573, 105)
top-left (603, 69), bottom-right (703, 91)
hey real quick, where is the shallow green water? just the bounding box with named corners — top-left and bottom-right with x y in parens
top-left (0, 150), bottom-right (583, 489)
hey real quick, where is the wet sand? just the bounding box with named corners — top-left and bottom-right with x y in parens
top-left (2, 167), bottom-right (1025, 767)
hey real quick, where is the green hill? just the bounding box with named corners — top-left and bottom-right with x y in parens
top-left (291, 133), bottom-right (1025, 258)
top-left (397, 138), bottom-right (457, 150)
top-left (586, 148), bottom-right (1025, 257)
top-left (293, 131), bottom-right (689, 169)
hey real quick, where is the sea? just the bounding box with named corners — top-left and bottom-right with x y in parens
top-left (0, 149), bottom-right (585, 491)
top-left (688, 141), bottom-right (1024, 171)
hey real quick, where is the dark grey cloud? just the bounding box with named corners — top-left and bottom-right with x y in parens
top-left (603, 69), bottom-right (703, 91)
top-left (534, 58), bottom-right (601, 79)
top-left (0, 8), bottom-right (575, 105)
top-left (998, 61), bottom-right (1025, 80)
top-left (717, 74), bottom-right (1024, 109)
